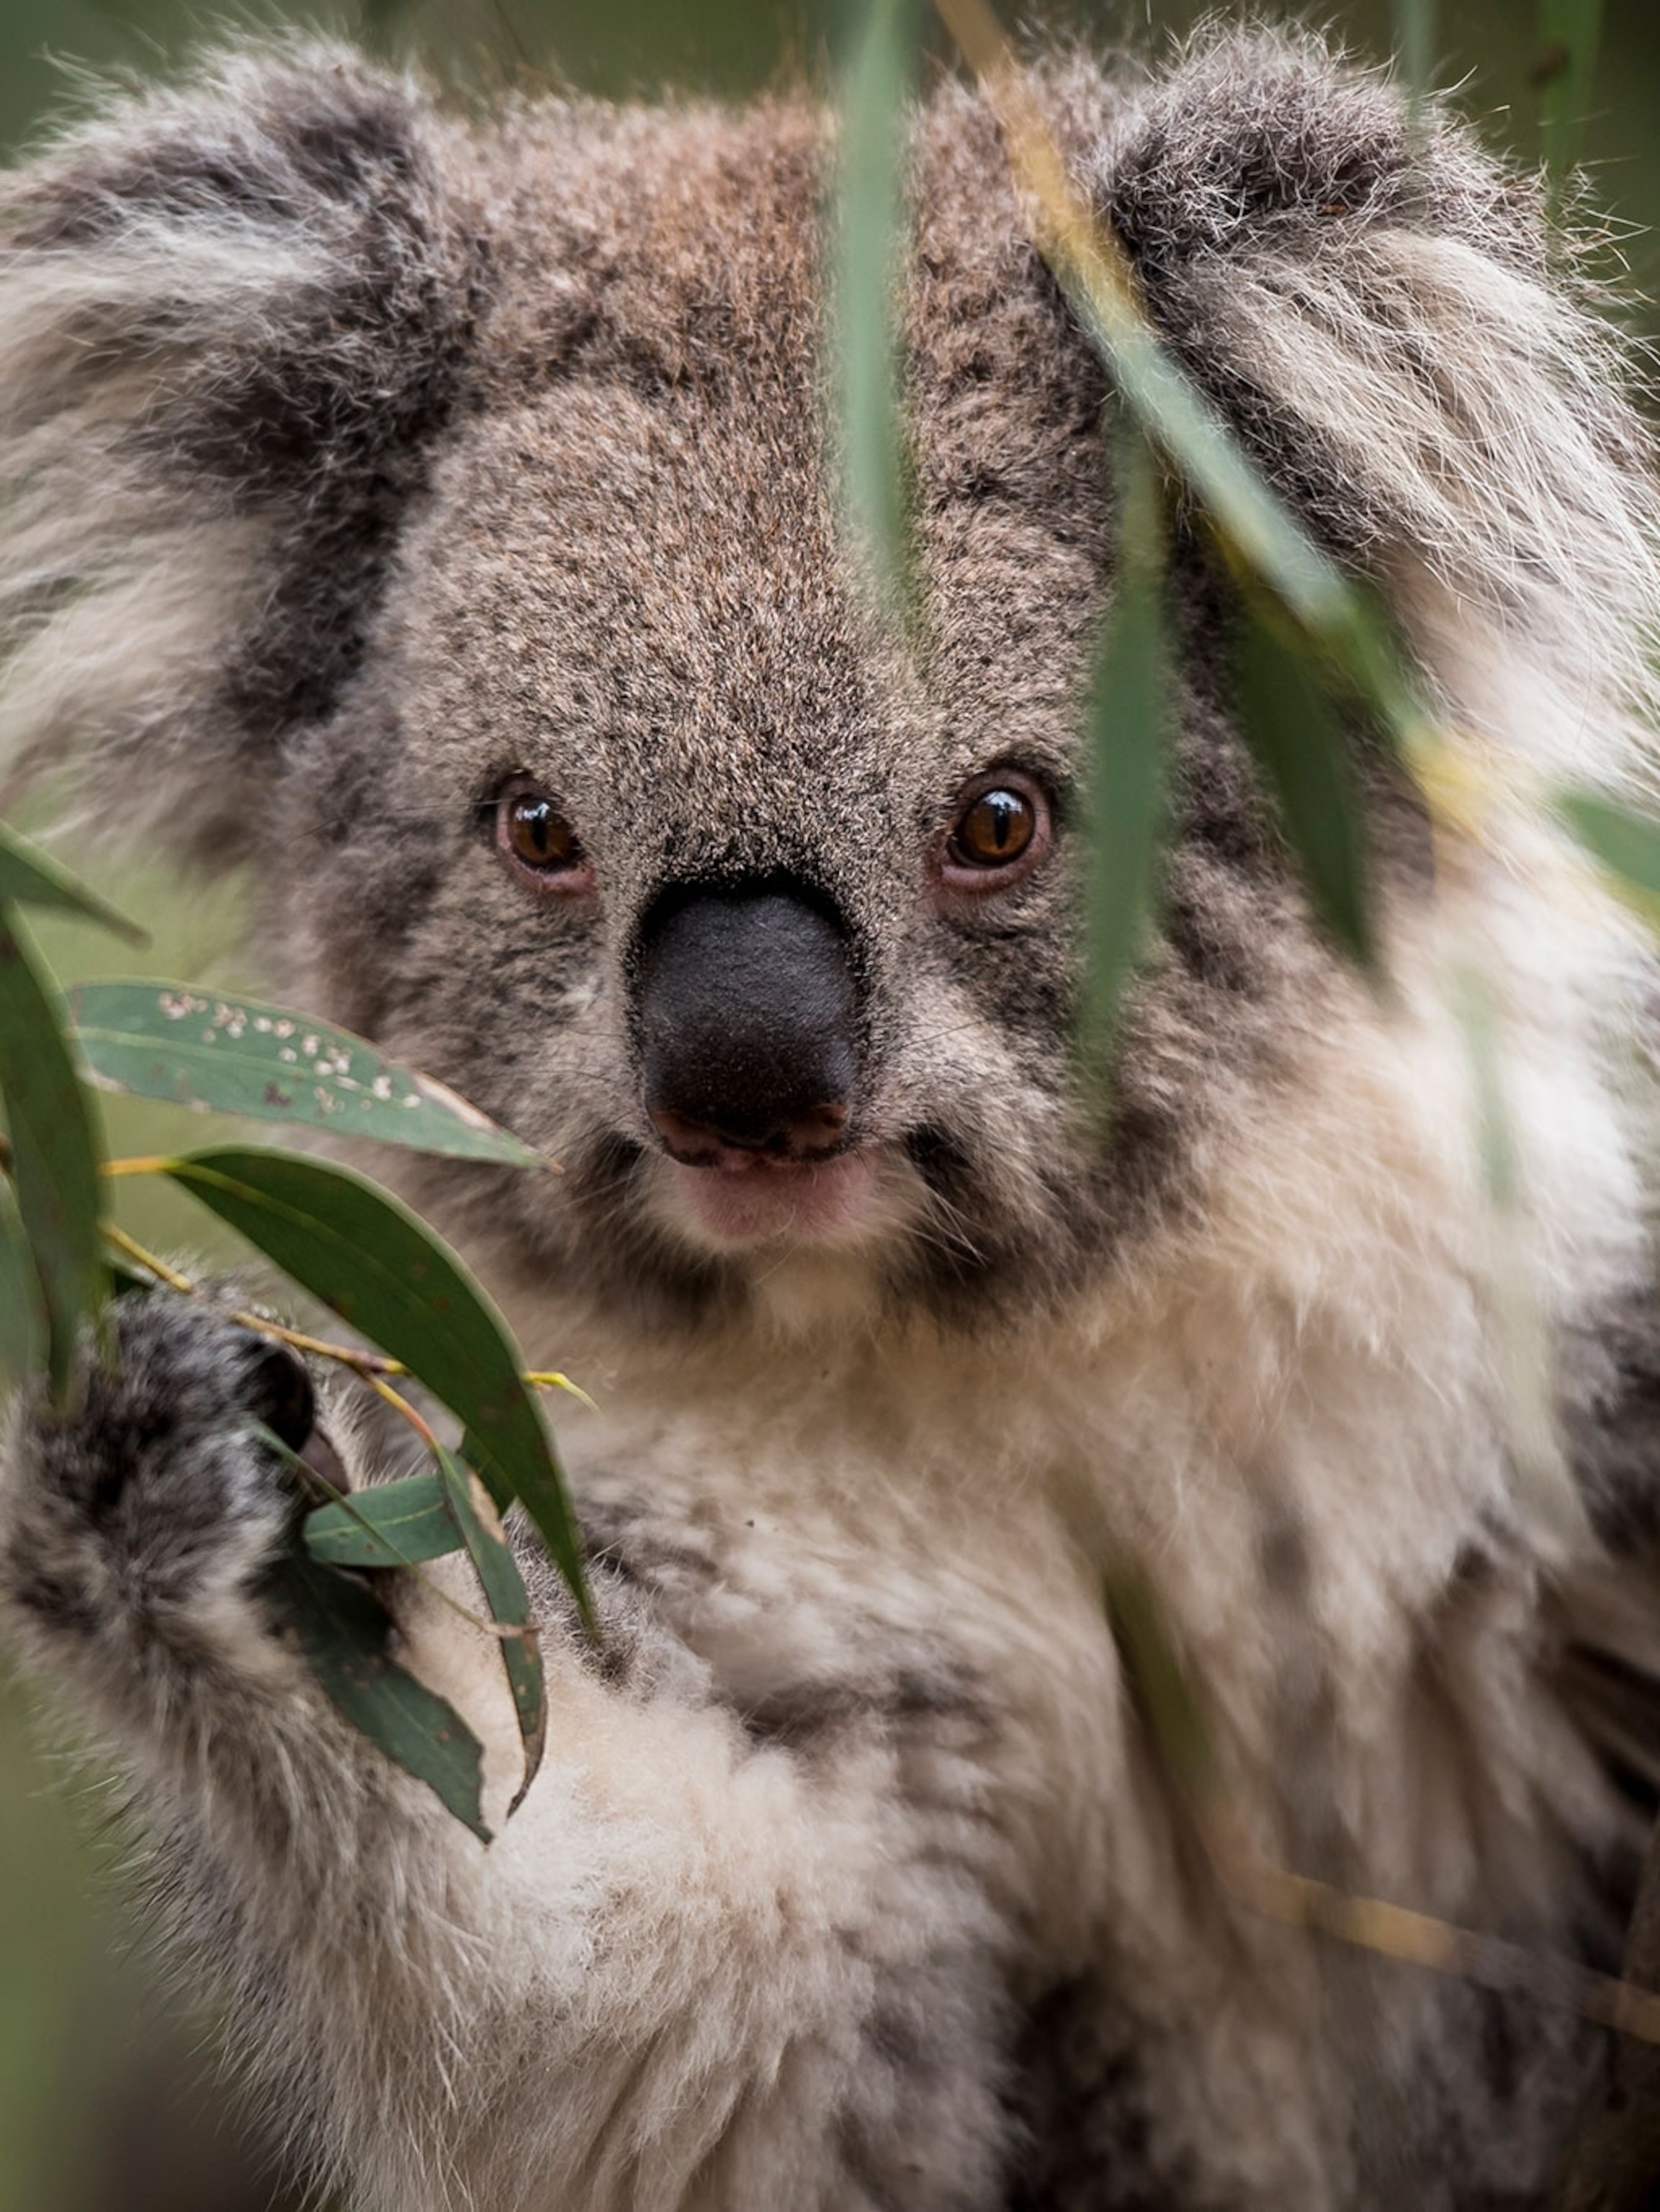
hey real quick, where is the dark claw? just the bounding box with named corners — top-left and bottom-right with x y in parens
top-left (238, 1336), bottom-right (316, 1455)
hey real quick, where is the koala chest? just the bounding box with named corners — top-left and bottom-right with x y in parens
top-left (545, 1377), bottom-right (1625, 2212)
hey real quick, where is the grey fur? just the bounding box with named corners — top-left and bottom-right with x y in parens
top-left (4, 23), bottom-right (1660, 2209)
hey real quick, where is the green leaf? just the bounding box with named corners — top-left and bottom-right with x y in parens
top-left (0, 1180), bottom-right (45, 1391)
top-left (834, 0), bottom-right (921, 616)
top-left (1537, 0), bottom-right (1604, 198)
top-left (1103, 1562), bottom-right (1213, 1808)
top-left (1234, 607), bottom-right (1373, 968)
top-left (1394, 0), bottom-right (1435, 106)
top-left (263, 1550), bottom-right (490, 1843)
top-left (158, 1146), bottom-right (590, 1624)
top-left (1006, 86), bottom-right (1436, 842)
top-left (304, 1473), bottom-right (465, 1570)
top-left (0, 907), bottom-right (107, 1396)
top-left (1556, 788), bottom-right (1660, 907)
top-left (69, 982), bottom-right (542, 1167)
top-left (434, 1444), bottom-right (546, 1816)
top-left (1077, 428), bottom-right (1172, 1071)
top-left (1448, 963), bottom-right (1519, 1210)
top-left (1056, 260), bottom-right (1352, 659)
top-left (0, 822), bottom-right (146, 945)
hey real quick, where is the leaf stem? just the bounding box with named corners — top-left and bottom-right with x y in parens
top-left (523, 1370), bottom-right (599, 1411)
top-left (102, 1221), bottom-right (197, 1296)
top-left (99, 1221), bottom-right (592, 1407)
top-left (366, 1372), bottom-right (441, 1451)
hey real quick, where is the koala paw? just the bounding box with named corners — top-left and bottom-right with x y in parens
top-left (0, 1292), bottom-right (316, 1663)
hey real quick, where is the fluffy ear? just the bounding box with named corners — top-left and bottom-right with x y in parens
top-left (1101, 30), bottom-right (1660, 788)
top-left (0, 48), bottom-right (482, 861)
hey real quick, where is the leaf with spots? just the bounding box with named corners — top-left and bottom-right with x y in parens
top-left (0, 907), bottom-right (107, 1397)
top-left (263, 1549), bottom-right (489, 1843)
top-left (68, 981), bottom-right (542, 1166)
top-left (158, 1146), bottom-right (590, 1624)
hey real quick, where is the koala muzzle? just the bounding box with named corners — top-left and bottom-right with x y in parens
top-left (637, 888), bottom-right (859, 1165)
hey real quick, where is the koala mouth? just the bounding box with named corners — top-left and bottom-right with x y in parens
top-left (659, 1147), bottom-right (884, 1248)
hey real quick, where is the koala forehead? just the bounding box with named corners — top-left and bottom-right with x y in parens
top-left (394, 392), bottom-right (910, 918)
top-left (375, 86), bottom-right (1114, 938)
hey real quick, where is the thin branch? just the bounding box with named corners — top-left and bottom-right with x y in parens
top-left (366, 1372), bottom-right (440, 1452)
top-left (102, 1220), bottom-right (591, 1401)
top-left (102, 1221), bottom-right (195, 1296)
top-left (1213, 1828), bottom-right (1660, 2046)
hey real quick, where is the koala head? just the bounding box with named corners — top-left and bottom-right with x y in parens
top-left (3, 35), bottom-right (1650, 1339)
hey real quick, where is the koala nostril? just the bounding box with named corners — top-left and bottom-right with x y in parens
top-left (650, 1100), bottom-right (848, 1166)
top-left (791, 1102), bottom-right (848, 1152)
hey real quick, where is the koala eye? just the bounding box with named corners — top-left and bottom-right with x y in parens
top-left (495, 778), bottom-right (593, 892)
top-left (938, 772), bottom-right (1051, 894)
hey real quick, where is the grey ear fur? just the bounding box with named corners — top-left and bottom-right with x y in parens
top-left (1098, 26), bottom-right (1660, 796)
top-left (0, 46), bottom-right (483, 861)
top-left (6, 28), bottom-right (1659, 873)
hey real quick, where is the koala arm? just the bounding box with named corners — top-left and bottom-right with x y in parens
top-left (0, 1295), bottom-right (1020, 2212)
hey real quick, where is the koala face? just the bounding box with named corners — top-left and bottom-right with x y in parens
top-left (20, 40), bottom-right (1557, 1339)
top-left (269, 99), bottom-right (1318, 1335)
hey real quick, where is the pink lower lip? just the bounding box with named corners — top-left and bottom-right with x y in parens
top-left (666, 1151), bottom-right (878, 1245)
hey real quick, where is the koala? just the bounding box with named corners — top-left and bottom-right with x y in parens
top-left (4, 20), bottom-right (1660, 2208)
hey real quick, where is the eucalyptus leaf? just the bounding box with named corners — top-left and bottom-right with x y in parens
top-left (1448, 963), bottom-right (1519, 1210)
top-left (435, 1444), bottom-right (546, 1815)
top-left (1394, 0), bottom-right (1435, 104)
top-left (1103, 1563), bottom-right (1213, 1808)
top-left (1050, 247), bottom-right (1352, 653)
top-left (0, 821), bottom-right (145, 945)
top-left (158, 1146), bottom-right (590, 1624)
top-left (264, 1550), bottom-right (490, 1843)
top-left (1234, 607), bottom-right (1373, 968)
top-left (1078, 428), bottom-right (1171, 1072)
top-left (834, 0), bottom-right (920, 614)
top-left (0, 907), bottom-right (107, 1396)
top-left (1557, 788), bottom-right (1660, 906)
top-left (0, 1180), bottom-right (45, 1390)
top-left (70, 982), bottom-right (542, 1166)
top-left (1538, 0), bottom-right (1605, 196)
top-left (1090, 309), bottom-right (1425, 762)
top-left (977, 48), bottom-right (1433, 823)
top-left (304, 1473), bottom-right (465, 1570)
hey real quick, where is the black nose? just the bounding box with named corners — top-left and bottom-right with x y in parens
top-left (636, 886), bottom-right (859, 1164)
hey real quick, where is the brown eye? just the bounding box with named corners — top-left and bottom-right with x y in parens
top-left (938, 773), bottom-right (1051, 893)
top-left (953, 788), bottom-right (1033, 866)
top-left (495, 781), bottom-right (593, 891)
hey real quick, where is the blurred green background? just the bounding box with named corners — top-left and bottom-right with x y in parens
top-left (2, 0), bottom-right (1659, 2204)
